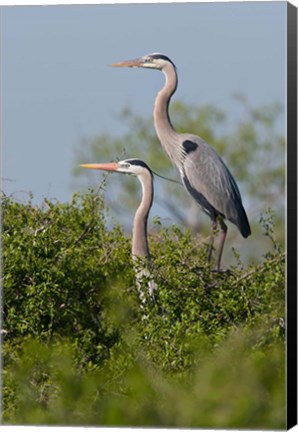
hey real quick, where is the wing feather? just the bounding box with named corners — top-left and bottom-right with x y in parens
top-left (180, 135), bottom-right (251, 237)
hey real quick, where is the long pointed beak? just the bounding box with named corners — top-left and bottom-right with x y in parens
top-left (80, 162), bottom-right (119, 172)
top-left (111, 58), bottom-right (143, 68)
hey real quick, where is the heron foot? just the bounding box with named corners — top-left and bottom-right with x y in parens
top-left (211, 268), bottom-right (235, 276)
top-left (191, 266), bottom-right (206, 273)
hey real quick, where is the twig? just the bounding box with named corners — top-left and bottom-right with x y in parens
top-left (231, 251), bottom-right (286, 287)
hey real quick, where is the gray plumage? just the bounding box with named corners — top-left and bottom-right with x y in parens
top-left (80, 159), bottom-right (156, 301)
top-left (180, 134), bottom-right (251, 238)
top-left (112, 53), bottom-right (251, 270)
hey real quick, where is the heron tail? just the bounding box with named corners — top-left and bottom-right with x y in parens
top-left (236, 205), bottom-right (251, 238)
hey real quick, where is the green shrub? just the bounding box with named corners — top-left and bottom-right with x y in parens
top-left (2, 193), bottom-right (285, 428)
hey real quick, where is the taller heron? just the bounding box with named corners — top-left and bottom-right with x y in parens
top-left (112, 53), bottom-right (251, 270)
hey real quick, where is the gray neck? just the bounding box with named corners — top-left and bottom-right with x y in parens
top-left (153, 63), bottom-right (182, 165)
top-left (132, 172), bottom-right (153, 258)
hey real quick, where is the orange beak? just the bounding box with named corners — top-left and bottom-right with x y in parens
top-left (80, 162), bottom-right (119, 172)
top-left (111, 58), bottom-right (143, 68)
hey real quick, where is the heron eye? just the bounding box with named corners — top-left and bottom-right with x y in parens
top-left (121, 163), bottom-right (130, 169)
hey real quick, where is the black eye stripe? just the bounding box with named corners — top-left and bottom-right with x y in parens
top-left (124, 159), bottom-right (152, 172)
top-left (149, 54), bottom-right (176, 67)
top-left (127, 159), bottom-right (149, 168)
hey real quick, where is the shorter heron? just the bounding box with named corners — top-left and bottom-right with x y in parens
top-left (81, 158), bottom-right (156, 302)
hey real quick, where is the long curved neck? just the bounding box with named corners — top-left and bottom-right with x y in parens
top-left (132, 172), bottom-right (153, 259)
top-left (153, 63), bottom-right (181, 164)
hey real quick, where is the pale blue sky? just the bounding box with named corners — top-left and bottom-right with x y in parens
top-left (2, 2), bottom-right (286, 204)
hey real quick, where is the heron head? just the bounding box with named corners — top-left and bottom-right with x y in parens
top-left (118, 159), bottom-right (152, 176)
top-left (80, 159), bottom-right (152, 177)
top-left (112, 53), bottom-right (176, 71)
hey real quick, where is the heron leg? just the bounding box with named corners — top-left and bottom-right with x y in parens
top-left (208, 220), bottom-right (218, 262)
top-left (216, 220), bottom-right (228, 271)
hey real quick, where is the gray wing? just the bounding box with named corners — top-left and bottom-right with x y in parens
top-left (180, 135), bottom-right (250, 237)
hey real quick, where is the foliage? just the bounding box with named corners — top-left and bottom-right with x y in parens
top-left (2, 191), bottom-right (133, 361)
top-left (2, 193), bottom-right (285, 428)
top-left (73, 97), bottom-right (285, 260)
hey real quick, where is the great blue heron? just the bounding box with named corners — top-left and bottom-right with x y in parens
top-left (81, 158), bottom-right (156, 301)
top-left (112, 53), bottom-right (251, 270)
